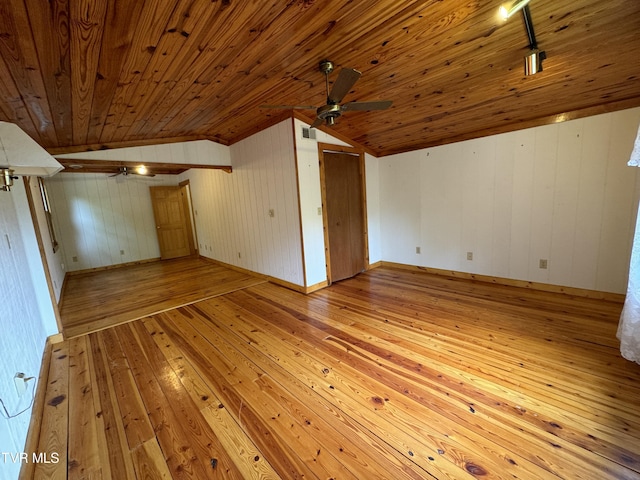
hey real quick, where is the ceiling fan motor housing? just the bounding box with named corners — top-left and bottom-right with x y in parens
top-left (262, 59), bottom-right (391, 128)
top-left (319, 60), bottom-right (334, 75)
top-left (317, 104), bottom-right (342, 124)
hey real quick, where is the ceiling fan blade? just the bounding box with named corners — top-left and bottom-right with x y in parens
top-left (131, 172), bottom-right (156, 177)
top-left (260, 104), bottom-right (317, 110)
top-left (342, 100), bottom-right (393, 111)
top-left (310, 116), bottom-right (324, 129)
top-left (328, 68), bottom-right (361, 104)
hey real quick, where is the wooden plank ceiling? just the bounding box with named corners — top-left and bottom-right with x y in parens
top-left (0, 0), bottom-right (638, 158)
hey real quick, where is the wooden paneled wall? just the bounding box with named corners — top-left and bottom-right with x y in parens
top-left (56, 139), bottom-right (231, 167)
top-left (378, 107), bottom-right (640, 294)
top-left (46, 174), bottom-right (177, 272)
top-left (294, 118), bottom-right (353, 286)
top-left (0, 181), bottom-right (58, 480)
top-left (46, 141), bottom-right (229, 273)
top-left (187, 120), bottom-right (305, 286)
top-left (24, 176), bottom-right (65, 302)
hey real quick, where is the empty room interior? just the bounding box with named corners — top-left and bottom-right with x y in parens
top-left (2, 1), bottom-right (640, 479)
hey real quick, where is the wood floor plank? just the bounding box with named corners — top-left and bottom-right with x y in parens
top-left (259, 278), bottom-right (640, 423)
top-left (88, 332), bottom-right (137, 479)
top-left (155, 310), bottom-right (337, 479)
top-left (128, 319), bottom-right (246, 480)
top-left (178, 301), bottom-right (444, 480)
top-left (85, 334), bottom-right (112, 479)
top-left (34, 343), bottom-right (69, 480)
top-left (99, 327), bottom-right (155, 450)
top-left (218, 287), bottom-right (637, 478)
top-left (207, 291), bottom-right (553, 479)
top-left (314, 283), bottom-right (640, 432)
top-left (143, 316), bottom-right (282, 479)
top-left (114, 321), bottom-right (245, 479)
top-left (131, 438), bottom-right (174, 480)
top-left (68, 336), bottom-right (102, 479)
top-left (174, 303), bottom-right (431, 480)
top-left (285, 285), bottom-right (640, 430)
top-left (112, 322), bottom-right (214, 479)
top-left (60, 256), bottom-right (266, 337)
top-left (33, 264), bottom-right (640, 479)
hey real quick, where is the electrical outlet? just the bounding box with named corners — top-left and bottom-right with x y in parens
top-left (120, 249), bottom-right (125, 255)
top-left (238, 252), bottom-right (241, 259)
top-left (317, 207), bottom-right (322, 216)
top-left (467, 252), bottom-right (473, 261)
top-left (539, 259), bottom-right (548, 269)
top-left (72, 256), bottom-right (78, 262)
top-left (14, 373), bottom-right (29, 397)
top-left (268, 209), bottom-right (275, 218)
top-left (416, 246), bottom-right (421, 254)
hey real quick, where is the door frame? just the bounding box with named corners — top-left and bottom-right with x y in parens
top-left (317, 142), bottom-right (370, 285)
top-left (179, 179), bottom-right (198, 256)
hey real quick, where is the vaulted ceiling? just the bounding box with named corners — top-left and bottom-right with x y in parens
top-left (0, 0), bottom-right (638, 158)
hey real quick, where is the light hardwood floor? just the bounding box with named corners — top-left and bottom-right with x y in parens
top-left (59, 257), bottom-right (266, 338)
top-left (31, 264), bottom-right (640, 479)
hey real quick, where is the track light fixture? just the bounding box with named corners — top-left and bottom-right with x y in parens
top-left (524, 49), bottom-right (546, 76)
top-left (1, 168), bottom-right (16, 192)
top-left (499, 0), bottom-right (545, 75)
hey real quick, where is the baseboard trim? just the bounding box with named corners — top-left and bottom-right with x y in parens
top-left (380, 261), bottom-right (625, 303)
top-left (367, 261), bottom-right (382, 270)
top-left (67, 257), bottom-right (162, 277)
top-left (57, 272), bottom-right (69, 312)
top-left (20, 337), bottom-right (55, 480)
top-left (200, 255), bottom-right (328, 294)
top-left (305, 280), bottom-right (329, 293)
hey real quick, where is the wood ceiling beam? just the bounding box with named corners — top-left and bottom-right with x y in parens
top-left (45, 134), bottom-right (216, 156)
top-left (54, 158), bottom-right (232, 175)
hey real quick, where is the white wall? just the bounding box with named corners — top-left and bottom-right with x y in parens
top-left (187, 120), bottom-right (305, 285)
top-left (293, 118), bottom-right (353, 286)
top-left (25, 177), bottom-right (65, 302)
top-left (49, 125), bottom-right (380, 288)
top-left (56, 139), bottom-right (231, 167)
top-left (365, 152), bottom-right (382, 264)
top-left (0, 182), bottom-right (58, 480)
top-left (48, 134), bottom-right (307, 284)
top-left (46, 173), bottom-right (177, 272)
top-left (48, 140), bottom-right (231, 273)
top-left (379, 107), bottom-right (640, 294)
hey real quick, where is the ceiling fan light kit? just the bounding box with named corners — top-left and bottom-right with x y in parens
top-left (262, 59), bottom-right (393, 128)
top-left (110, 165), bottom-right (156, 178)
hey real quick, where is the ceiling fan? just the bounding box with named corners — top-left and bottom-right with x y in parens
top-left (109, 166), bottom-right (155, 177)
top-left (262, 60), bottom-right (393, 128)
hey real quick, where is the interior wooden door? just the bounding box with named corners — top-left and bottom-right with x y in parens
top-left (150, 186), bottom-right (192, 260)
top-left (323, 151), bottom-right (365, 282)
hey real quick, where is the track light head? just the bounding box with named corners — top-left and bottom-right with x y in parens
top-left (524, 49), bottom-right (546, 75)
top-left (499, 0), bottom-right (532, 20)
